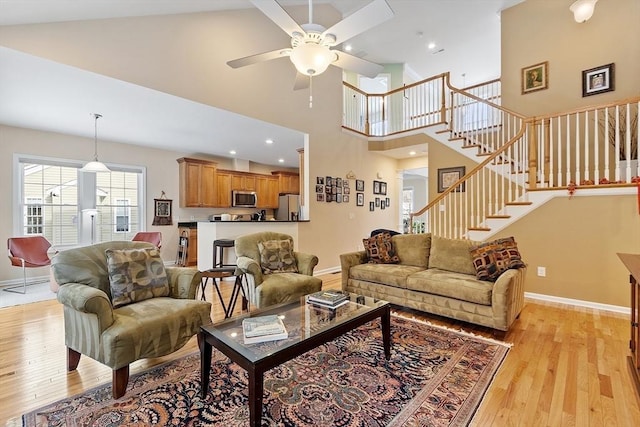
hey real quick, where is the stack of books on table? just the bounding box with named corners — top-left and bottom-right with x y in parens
top-left (306, 291), bottom-right (349, 309)
top-left (242, 315), bottom-right (288, 344)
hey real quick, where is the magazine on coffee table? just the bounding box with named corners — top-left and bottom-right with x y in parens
top-left (306, 291), bottom-right (347, 307)
top-left (242, 315), bottom-right (288, 344)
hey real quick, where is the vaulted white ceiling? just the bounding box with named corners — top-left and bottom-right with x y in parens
top-left (0, 0), bottom-right (522, 166)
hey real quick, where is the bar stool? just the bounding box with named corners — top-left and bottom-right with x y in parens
top-left (213, 239), bottom-right (235, 268)
top-left (200, 267), bottom-right (248, 318)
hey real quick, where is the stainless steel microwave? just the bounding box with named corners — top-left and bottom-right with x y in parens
top-left (232, 190), bottom-right (257, 207)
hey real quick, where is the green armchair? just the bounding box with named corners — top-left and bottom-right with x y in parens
top-left (234, 231), bottom-right (322, 308)
top-left (51, 241), bottom-right (211, 398)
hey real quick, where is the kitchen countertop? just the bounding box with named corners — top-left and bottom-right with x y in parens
top-left (178, 220), bottom-right (308, 226)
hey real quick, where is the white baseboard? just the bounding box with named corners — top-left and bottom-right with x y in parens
top-left (525, 292), bottom-right (630, 315)
top-left (314, 266), bottom-right (341, 276)
top-left (0, 275), bottom-right (49, 288)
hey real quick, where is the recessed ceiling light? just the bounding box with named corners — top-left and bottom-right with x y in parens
top-left (278, 158), bottom-right (284, 163)
top-left (427, 42), bottom-right (436, 50)
top-left (229, 150), bottom-right (236, 155)
top-left (344, 44), bottom-right (352, 52)
top-left (409, 151), bottom-right (416, 156)
top-left (265, 139), bottom-right (274, 144)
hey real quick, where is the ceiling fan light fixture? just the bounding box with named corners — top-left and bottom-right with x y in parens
top-left (290, 42), bottom-right (336, 76)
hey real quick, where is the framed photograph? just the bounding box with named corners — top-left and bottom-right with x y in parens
top-left (316, 193), bottom-right (325, 202)
top-left (152, 198), bottom-right (172, 225)
top-left (315, 184), bottom-right (323, 193)
top-left (385, 197), bottom-right (390, 207)
top-left (521, 61), bottom-right (548, 94)
top-left (343, 180), bottom-right (349, 188)
top-left (336, 194), bottom-right (342, 203)
top-left (316, 176), bottom-right (324, 185)
top-left (336, 177), bottom-right (342, 187)
top-left (356, 179), bottom-right (365, 192)
top-left (369, 201), bottom-right (375, 211)
top-left (325, 185), bottom-right (331, 194)
top-left (381, 201), bottom-right (385, 210)
top-left (437, 166), bottom-right (466, 193)
top-left (326, 176), bottom-right (333, 186)
top-left (582, 63), bottom-right (614, 97)
top-left (380, 182), bottom-right (387, 195)
top-left (375, 197), bottom-right (380, 207)
top-left (373, 180), bottom-right (381, 194)
top-left (357, 192), bottom-right (364, 206)
top-left (344, 187), bottom-right (350, 194)
top-left (343, 195), bottom-right (349, 203)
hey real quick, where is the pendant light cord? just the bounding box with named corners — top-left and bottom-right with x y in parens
top-left (93, 113), bottom-right (102, 161)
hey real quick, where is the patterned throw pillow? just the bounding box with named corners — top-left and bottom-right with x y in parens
top-left (257, 239), bottom-right (299, 274)
top-left (469, 236), bottom-right (526, 282)
top-left (363, 232), bottom-right (400, 264)
top-left (105, 247), bottom-right (170, 308)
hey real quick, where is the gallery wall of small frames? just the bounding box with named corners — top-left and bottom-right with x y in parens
top-left (315, 177), bottom-right (390, 211)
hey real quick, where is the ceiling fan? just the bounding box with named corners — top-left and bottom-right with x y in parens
top-left (227, 0), bottom-right (394, 89)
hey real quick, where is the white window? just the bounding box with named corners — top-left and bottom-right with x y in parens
top-left (15, 155), bottom-right (145, 248)
top-left (24, 197), bottom-right (43, 235)
top-left (402, 188), bottom-right (414, 233)
top-left (114, 199), bottom-right (131, 233)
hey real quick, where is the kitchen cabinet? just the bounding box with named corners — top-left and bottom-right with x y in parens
top-left (256, 176), bottom-right (279, 208)
top-left (215, 171), bottom-right (232, 207)
top-left (177, 157), bottom-right (217, 207)
top-left (230, 173), bottom-right (256, 191)
top-left (272, 171), bottom-right (300, 195)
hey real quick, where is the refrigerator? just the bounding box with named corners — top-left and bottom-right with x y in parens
top-left (276, 194), bottom-right (300, 221)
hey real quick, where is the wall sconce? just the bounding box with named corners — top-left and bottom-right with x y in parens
top-left (570, 0), bottom-right (598, 23)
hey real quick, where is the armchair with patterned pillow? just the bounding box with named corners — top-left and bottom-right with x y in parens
top-left (234, 231), bottom-right (322, 309)
top-left (51, 241), bottom-right (211, 398)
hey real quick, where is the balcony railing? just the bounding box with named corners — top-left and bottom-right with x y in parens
top-left (343, 75), bottom-right (639, 238)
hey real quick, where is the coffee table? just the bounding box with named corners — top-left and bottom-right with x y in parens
top-left (199, 293), bottom-right (391, 427)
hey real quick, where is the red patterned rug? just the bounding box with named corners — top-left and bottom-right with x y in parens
top-left (22, 316), bottom-right (508, 426)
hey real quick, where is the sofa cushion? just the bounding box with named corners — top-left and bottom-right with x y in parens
top-left (470, 237), bottom-right (526, 282)
top-left (105, 247), bottom-right (170, 308)
top-left (363, 232), bottom-right (400, 264)
top-left (349, 263), bottom-right (424, 289)
top-left (258, 239), bottom-right (299, 274)
top-left (406, 268), bottom-right (494, 306)
top-left (428, 236), bottom-right (478, 275)
top-left (391, 233), bottom-right (431, 268)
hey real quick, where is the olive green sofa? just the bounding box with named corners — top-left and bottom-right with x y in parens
top-left (340, 234), bottom-right (526, 333)
top-left (51, 241), bottom-right (212, 398)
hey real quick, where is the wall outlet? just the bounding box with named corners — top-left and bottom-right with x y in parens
top-left (537, 266), bottom-right (546, 277)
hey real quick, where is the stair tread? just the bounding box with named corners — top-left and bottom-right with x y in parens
top-left (487, 215), bottom-right (511, 219)
top-left (469, 227), bottom-right (491, 231)
top-left (506, 201), bottom-right (533, 206)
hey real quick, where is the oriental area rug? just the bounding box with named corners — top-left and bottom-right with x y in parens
top-left (23, 316), bottom-right (509, 427)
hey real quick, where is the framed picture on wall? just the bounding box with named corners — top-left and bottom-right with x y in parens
top-left (152, 198), bottom-right (172, 226)
top-left (356, 179), bottom-right (365, 192)
top-left (437, 166), bottom-right (466, 193)
top-left (357, 192), bottom-right (364, 206)
top-left (582, 63), bottom-right (614, 97)
top-left (521, 61), bottom-right (548, 94)
top-left (380, 182), bottom-right (387, 195)
top-left (369, 201), bottom-right (375, 211)
top-left (373, 180), bottom-right (381, 194)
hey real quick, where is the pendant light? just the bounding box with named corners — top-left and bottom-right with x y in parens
top-left (81, 113), bottom-right (110, 172)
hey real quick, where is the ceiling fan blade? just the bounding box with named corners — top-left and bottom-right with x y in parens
top-left (323, 0), bottom-right (394, 45)
top-left (293, 72), bottom-right (309, 90)
top-left (332, 51), bottom-right (384, 78)
top-left (227, 48), bottom-right (291, 68)
top-left (250, 0), bottom-right (304, 37)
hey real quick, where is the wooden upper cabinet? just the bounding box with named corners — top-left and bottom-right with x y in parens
top-left (215, 171), bottom-right (232, 207)
top-left (230, 173), bottom-right (256, 191)
top-left (177, 157), bottom-right (217, 207)
top-left (272, 171), bottom-right (300, 195)
top-left (256, 176), bottom-right (279, 208)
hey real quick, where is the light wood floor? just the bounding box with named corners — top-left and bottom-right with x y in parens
top-left (1, 272), bottom-right (639, 426)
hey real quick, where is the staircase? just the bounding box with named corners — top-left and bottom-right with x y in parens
top-left (343, 73), bottom-right (640, 240)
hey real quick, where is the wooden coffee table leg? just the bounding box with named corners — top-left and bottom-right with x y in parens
top-left (200, 333), bottom-right (212, 399)
top-left (248, 367), bottom-right (264, 427)
top-left (381, 306), bottom-right (391, 360)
